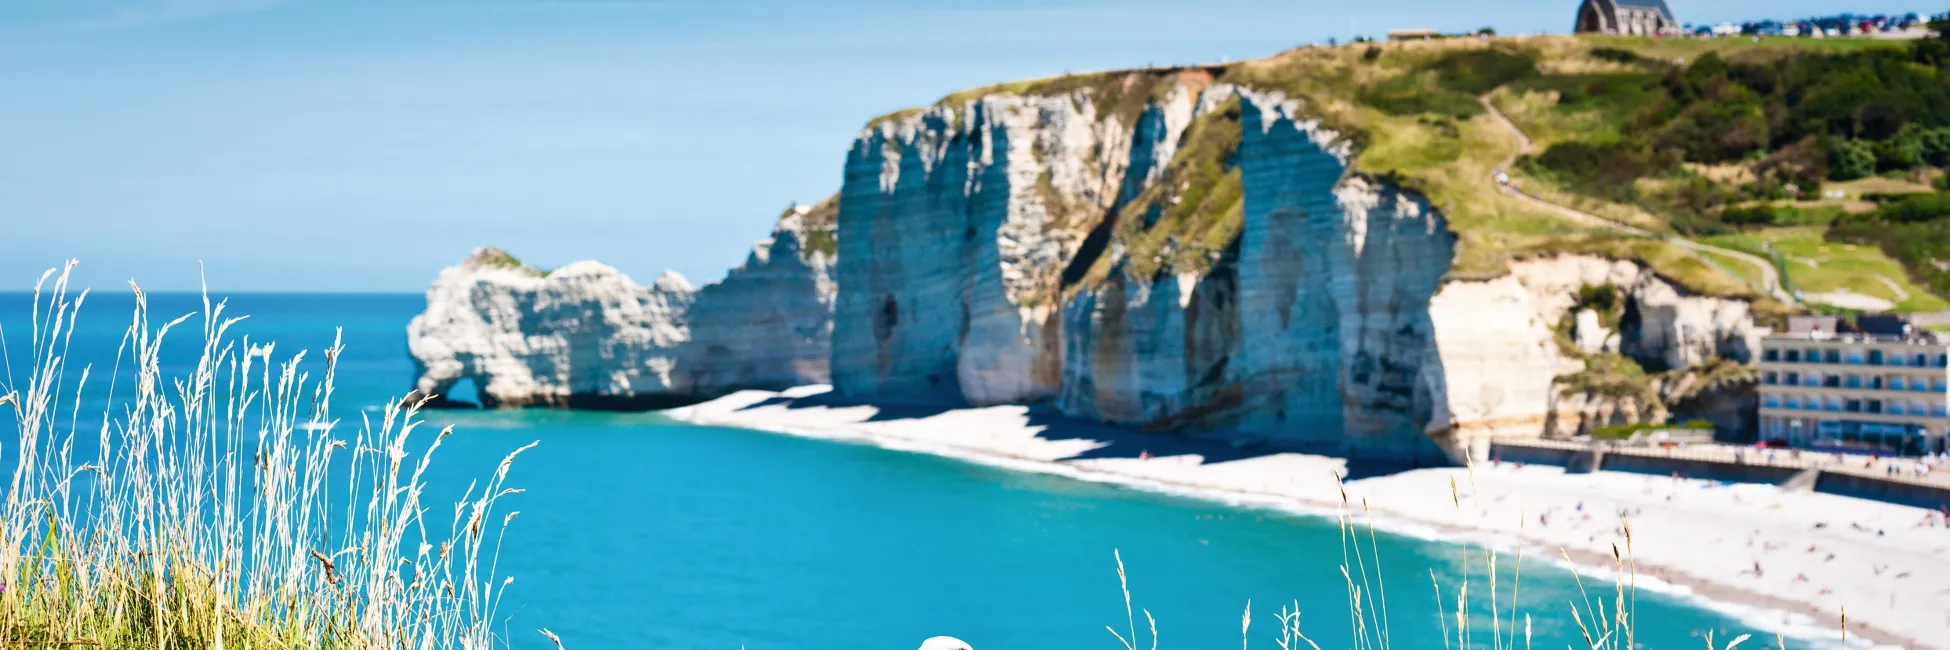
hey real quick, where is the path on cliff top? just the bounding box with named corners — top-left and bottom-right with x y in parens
top-left (1479, 97), bottom-right (1796, 305)
top-left (1876, 274), bottom-right (1913, 302)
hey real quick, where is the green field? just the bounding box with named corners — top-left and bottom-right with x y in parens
top-left (1703, 227), bottom-right (1949, 312)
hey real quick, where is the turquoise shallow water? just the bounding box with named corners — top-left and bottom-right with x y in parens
top-left (0, 291), bottom-right (1807, 649)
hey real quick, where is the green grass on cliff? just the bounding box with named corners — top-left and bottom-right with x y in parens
top-left (1703, 226), bottom-right (1950, 312)
top-left (786, 194), bottom-right (840, 258)
top-left (1489, 34), bottom-right (1950, 309)
top-left (468, 246), bottom-right (549, 277)
top-left (868, 67), bottom-right (1224, 131)
top-left (1217, 38), bottom-right (1738, 289)
top-left (1070, 97), bottom-right (1245, 291)
top-left (866, 34), bottom-right (1950, 304)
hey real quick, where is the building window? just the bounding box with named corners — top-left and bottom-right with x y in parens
top-left (1764, 349), bottom-right (1780, 362)
top-left (1869, 376), bottom-right (1884, 390)
top-left (1846, 351), bottom-right (1863, 364)
top-left (1934, 404), bottom-right (1948, 417)
top-left (1823, 375), bottom-right (1841, 388)
top-left (1845, 374), bottom-right (1863, 389)
top-left (1764, 372), bottom-right (1778, 385)
top-left (1869, 350), bottom-right (1884, 365)
top-left (1828, 397), bottom-right (1844, 412)
top-left (1892, 355), bottom-right (1907, 367)
top-left (1937, 354), bottom-right (1948, 368)
top-left (1890, 401), bottom-right (1907, 415)
top-left (1784, 396), bottom-right (1800, 409)
top-left (1915, 353), bottom-right (1929, 366)
top-left (1867, 399), bottom-right (1883, 414)
top-left (1845, 399), bottom-right (1862, 413)
top-left (1934, 380), bottom-right (1948, 392)
top-left (1892, 377), bottom-right (1907, 391)
top-left (1825, 350), bottom-right (1842, 364)
top-left (1808, 349), bottom-right (1823, 363)
top-left (1766, 396), bottom-right (1782, 408)
top-left (1785, 350), bottom-right (1801, 362)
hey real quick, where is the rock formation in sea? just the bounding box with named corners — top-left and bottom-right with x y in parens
top-left (409, 70), bottom-right (1760, 463)
top-left (406, 202), bottom-right (836, 408)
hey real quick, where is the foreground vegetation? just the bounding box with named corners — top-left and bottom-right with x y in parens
top-left (0, 264), bottom-right (535, 649)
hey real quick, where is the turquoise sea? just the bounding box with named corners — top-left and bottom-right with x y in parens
top-left (0, 291), bottom-right (1812, 649)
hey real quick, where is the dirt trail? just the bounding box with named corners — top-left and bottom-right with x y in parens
top-left (1876, 274), bottom-right (1912, 302)
top-left (1478, 97), bottom-right (1795, 304)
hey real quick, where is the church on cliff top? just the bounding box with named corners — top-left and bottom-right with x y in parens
top-left (1574, 0), bottom-right (1679, 35)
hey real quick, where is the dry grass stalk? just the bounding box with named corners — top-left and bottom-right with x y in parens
top-left (0, 263), bottom-right (540, 649)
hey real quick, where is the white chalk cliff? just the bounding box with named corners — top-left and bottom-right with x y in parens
top-left (407, 209), bottom-right (835, 408)
top-left (828, 74), bottom-right (1760, 463)
top-left (409, 71), bottom-right (1760, 463)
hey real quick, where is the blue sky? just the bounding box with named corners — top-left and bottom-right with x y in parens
top-left (0, 0), bottom-right (1934, 292)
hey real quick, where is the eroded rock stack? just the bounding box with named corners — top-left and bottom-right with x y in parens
top-left (407, 207), bottom-right (835, 409)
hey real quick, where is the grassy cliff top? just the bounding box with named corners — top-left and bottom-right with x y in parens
top-left (864, 34), bottom-right (1950, 311)
top-left (783, 194), bottom-right (840, 258)
top-left (866, 66), bottom-right (1225, 130)
top-left (462, 247), bottom-right (548, 277)
top-left (1485, 34), bottom-right (1950, 311)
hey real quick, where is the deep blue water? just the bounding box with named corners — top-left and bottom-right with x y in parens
top-left (0, 290), bottom-right (1806, 650)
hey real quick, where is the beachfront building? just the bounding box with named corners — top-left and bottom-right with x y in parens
top-left (1757, 315), bottom-right (1950, 456)
top-left (1574, 0), bottom-right (1680, 36)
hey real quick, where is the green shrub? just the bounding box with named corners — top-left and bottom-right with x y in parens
top-left (1756, 136), bottom-right (1829, 189)
top-left (1359, 48), bottom-right (1539, 118)
top-left (1828, 139), bottom-right (1877, 180)
top-left (1426, 48), bottom-right (1539, 94)
top-left (1522, 139), bottom-right (1677, 201)
top-left (1592, 422), bottom-right (1661, 440)
top-left (1875, 191), bottom-right (1950, 222)
top-left (1360, 73), bottom-right (1482, 118)
top-left (1919, 126), bottom-right (1950, 165)
top-left (1575, 282), bottom-right (1620, 314)
top-left (1721, 204), bottom-right (1783, 226)
top-left (1652, 84), bottom-right (1770, 164)
top-left (1873, 133), bottom-right (1925, 171)
top-left (1589, 47), bottom-right (1644, 64)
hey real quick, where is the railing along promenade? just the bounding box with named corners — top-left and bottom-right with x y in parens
top-left (1488, 438), bottom-right (1950, 493)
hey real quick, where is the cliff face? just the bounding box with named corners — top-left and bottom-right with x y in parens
top-left (407, 211), bottom-right (835, 408)
top-left (408, 67), bottom-right (1763, 463)
top-left (407, 253), bottom-right (696, 408)
top-left (678, 209), bottom-right (837, 393)
top-left (831, 77), bottom-right (1761, 462)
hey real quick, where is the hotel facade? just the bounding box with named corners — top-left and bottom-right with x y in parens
top-left (1757, 316), bottom-right (1950, 456)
